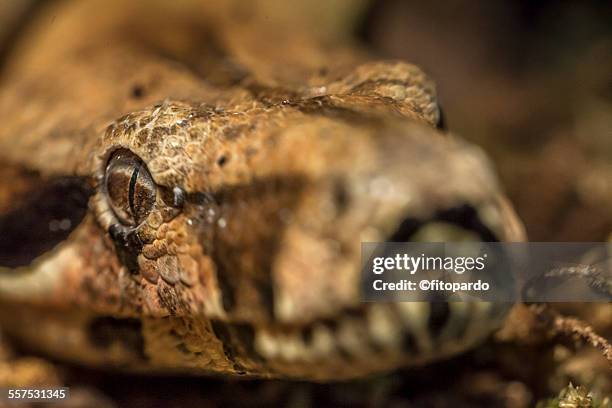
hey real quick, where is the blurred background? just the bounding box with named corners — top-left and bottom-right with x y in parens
top-left (0, 0), bottom-right (610, 406)
top-left (357, 0), bottom-right (612, 243)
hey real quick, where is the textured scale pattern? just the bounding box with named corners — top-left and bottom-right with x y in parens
top-left (0, 0), bottom-right (525, 380)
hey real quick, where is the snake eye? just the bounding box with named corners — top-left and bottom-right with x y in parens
top-left (104, 149), bottom-right (156, 226)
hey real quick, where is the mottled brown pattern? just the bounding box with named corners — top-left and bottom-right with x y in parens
top-left (0, 0), bottom-right (525, 381)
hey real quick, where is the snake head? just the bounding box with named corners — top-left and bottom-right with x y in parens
top-left (86, 95), bottom-right (524, 378)
top-left (0, 51), bottom-right (524, 377)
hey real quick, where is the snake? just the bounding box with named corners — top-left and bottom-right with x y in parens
top-left (0, 0), bottom-right (525, 381)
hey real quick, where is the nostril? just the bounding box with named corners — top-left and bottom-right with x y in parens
top-left (386, 217), bottom-right (422, 242)
top-left (387, 204), bottom-right (499, 242)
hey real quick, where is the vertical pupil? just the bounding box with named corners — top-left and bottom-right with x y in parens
top-left (128, 164), bottom-right (140, 219)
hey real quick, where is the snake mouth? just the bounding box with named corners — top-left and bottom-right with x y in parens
top-left (213, 298), bottom-right (509, 380)
top-left (387, 204), bottom-right (500, 243)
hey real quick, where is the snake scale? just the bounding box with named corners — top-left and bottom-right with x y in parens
top-left (0, 0), bottom-right (525, 381)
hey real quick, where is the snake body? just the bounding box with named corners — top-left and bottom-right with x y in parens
top-left (0, 0), bottom-right (524, 380)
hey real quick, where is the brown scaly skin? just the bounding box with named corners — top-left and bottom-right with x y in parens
top-left (0, 0), bottom-right (524, 381)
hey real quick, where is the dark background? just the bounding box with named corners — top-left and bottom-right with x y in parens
top-left (359, 0), bottom-right (612, 243)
